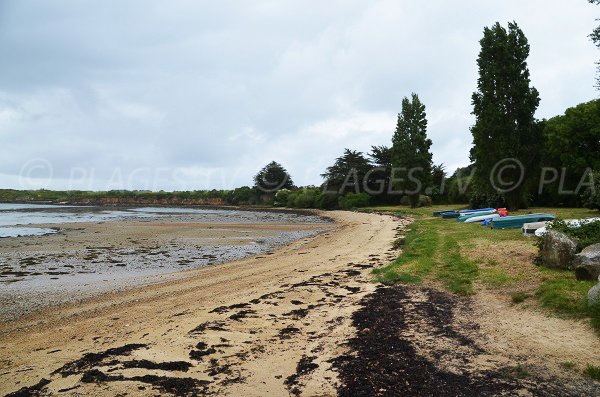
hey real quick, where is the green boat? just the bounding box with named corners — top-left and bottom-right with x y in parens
top-left (433, 209), bottom-right (458, 217)
top-left (456, 210), bottom-right (496, 222)
top-left (491, 214), bottom-right (555, 229)
top-left (441, 211), bottom-right (461, 219)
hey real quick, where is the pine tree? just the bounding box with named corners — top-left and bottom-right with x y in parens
top-left (470, 22), bottom-right (541, 210)
top-left (391, 93), bottom-right (433, 207)
top-left (253, 161), bottom-right (294, 192)
top-left (321, 149), bottom-right (372, 194)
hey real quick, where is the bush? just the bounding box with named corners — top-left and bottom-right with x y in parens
top-left (399, 195), bottom-right (432, 207)
top-left (547, 219), bottom-right (600, 251)
top-left (419, 195), bottom-right (432, 207)
top-left (582, 171), bottom-right (600, 211)
top-left (338, 193), bottom-right (370, 210)
top-left (469, 190), bottom-right (506, 209)
top-left (294, 189), bottom-right (318, 208)
top-left (316, 191), bottom-right (339, 209)
top-left (274, 189), bottom-right (291, 207)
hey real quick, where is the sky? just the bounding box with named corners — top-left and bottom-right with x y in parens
top-left (0, 0), bottom-right (598, 191)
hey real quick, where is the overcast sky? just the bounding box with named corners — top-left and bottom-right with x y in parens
top-left (0, 0), bottom-right (598, 191)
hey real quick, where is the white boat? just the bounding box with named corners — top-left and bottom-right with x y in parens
top-left (522, 221), bottom-right (549, 237)
top-left (464, 213), bottom-right (500, 223)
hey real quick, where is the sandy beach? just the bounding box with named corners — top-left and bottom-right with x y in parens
top-left (0, 210), bottom-right (403, 396)
top-left (2, 210), bottom-right (599, 396)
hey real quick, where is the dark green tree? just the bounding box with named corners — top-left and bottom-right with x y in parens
top-left (540, 99), bottom-right (600, 205)
top-left (368, 145), bottom-right (393, 202)
top-left (253, 161), bottom-right (294, 193)
top-left (391, 93), bottom-right (433, 207)
top-left (321, 149), bottom-right (372, 194)
top-left (470, 22), bottom-right (541, 210)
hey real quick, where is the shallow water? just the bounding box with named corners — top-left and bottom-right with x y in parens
top-left (0, 227), bottom-right (58, 238)
top-left (0, 205), bottom-right (329, 320)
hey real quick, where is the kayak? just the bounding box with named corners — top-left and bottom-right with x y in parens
top-left (441, 211), bottom-right (461, 219)
top-left (491, 214), bottom-right (555, 230)
top-left (457, 210), bottom-right (497, 222)
top-left (433, 209), bottom-right (459, 217)
top-left (464, 213), bottom-right (500, 223)
top-left (459, 208), bottom-right (495, 214)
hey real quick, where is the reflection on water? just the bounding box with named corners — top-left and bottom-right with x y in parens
top-left (0, 203), bottom-right (157, 235)
top-left (0, 227), bottom-right (57, 238)
top-left (0, 204), bottom-right (326, 237)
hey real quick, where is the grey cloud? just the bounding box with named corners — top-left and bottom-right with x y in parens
top-left (0, 0), bottom-right (597, 190)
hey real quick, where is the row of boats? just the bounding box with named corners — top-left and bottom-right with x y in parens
top-left (433, 208), bottom-right (556, 230)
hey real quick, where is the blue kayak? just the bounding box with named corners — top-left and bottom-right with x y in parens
top-left (491, 214), bottom-right (555, 229)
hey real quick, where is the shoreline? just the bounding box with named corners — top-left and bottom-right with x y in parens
top-left (0, 210), bottom-right (403, 396)
top-left (0, 207), bottom-right (331, 321)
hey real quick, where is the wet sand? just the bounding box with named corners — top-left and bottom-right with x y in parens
top-left (0, 210), bottom-right (329, 320)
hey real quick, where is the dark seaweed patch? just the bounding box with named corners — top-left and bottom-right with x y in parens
top-left (80, 369), bottom-right (210, 396)
top-left (284, 355), bottom-right (319, 396)
top-left (278, 326), bottom-right (300, 339)
top-left (4, 378), bottom-right (50, 397)
top-left (52, 343), bottom-right (147, 376)
top-left (332, 286), bottom-right (532, 396)
top-left (121, 360), bottom-right (193, 372)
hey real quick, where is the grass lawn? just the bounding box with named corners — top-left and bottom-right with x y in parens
top-left (364, 204), bottom-right (600, 334)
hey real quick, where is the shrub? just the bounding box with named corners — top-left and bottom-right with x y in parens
top-left (546, 219), bottom-right (600, 251)
top-left (469, 190), bottom-right (506, 209)
top-left (293, 189), bottom-right (318, 208)
top-left (338, 193), bottom-right (370, 210)
top-left (419, 195), bottom-right (432, 207)
top-left (400, 194), bottom-right (432, 207)
top-left (316, 191), bottom-right (339, 210)
top-left (274, 189), bottom-right (291, 207)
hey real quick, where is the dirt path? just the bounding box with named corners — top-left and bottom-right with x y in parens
top-left (0, 211), bottom-right (406, 396)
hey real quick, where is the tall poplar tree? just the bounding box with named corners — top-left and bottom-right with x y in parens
top-left (590, 0), bottom-right (600, 88)
top-left (470, 22), bottom-right (541, 210)
top-left (391, 93), bottom-right (433, 207)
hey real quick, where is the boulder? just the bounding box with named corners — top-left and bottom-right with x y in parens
top-left (589, 280), bottom-right (600, 306)
top-left (538, 231), bottom-right (578, 270)
top-left (574, 243), bottom-right (600, 281)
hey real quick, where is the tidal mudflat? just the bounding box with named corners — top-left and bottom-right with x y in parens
top-left (0, 205), bottom-right (330, 320)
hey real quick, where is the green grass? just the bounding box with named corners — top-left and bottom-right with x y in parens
top-left (373, 216), bottom-right (478, 295)
top-left (480, 267), bottom-right (516, 287)
top-left (535, 269), bottom-right (599, 330)
top-left (437, 235), bottom-right (478, 295)
top-left (511, 292), bottom-right (530, 304)
top-left (500, 364), bottom-right (530, 379)
top-left (560, 361), bottom-right (576, 371)
top-left (584, 364), bottom-right (600, 381)
top-left (367, 204), bottom-right (600, 333)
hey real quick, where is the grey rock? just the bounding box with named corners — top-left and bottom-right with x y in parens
top-left (538, 231), bottom-right (578, 270)
top-left (574, 243), bottom-right (600, 281)
top-left (588, 277), bottom-right (600, 306)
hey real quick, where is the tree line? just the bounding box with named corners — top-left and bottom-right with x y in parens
top-left (249, 16), bottom-right (600, 211)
